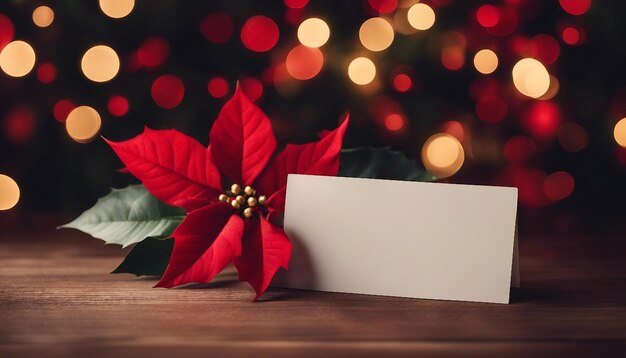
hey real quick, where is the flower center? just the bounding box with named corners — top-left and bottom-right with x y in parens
top-left (218, 183), bottom-right (267, 218)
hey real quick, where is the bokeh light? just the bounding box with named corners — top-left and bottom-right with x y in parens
top-left (3, 106), bottom-right (35, 144)
top-left (348, 57), bottom-right (376, 85)
top-left (298, 18), bottom-right (330, 48)
top-left (36, 62), bottom-right (57, 84)
top-left (559, 0), bottom-right (591, 16)
top-left (486, 8), bottom-right (518, 37)
top-left (562, 27), bottom-right (580, 45)
top-left (0, 14), bottom-right (14, 50)
top-left (384, 113), bottom-right (404, 131)
top-left (442, 120), bottom-right (466, 142)
top-left (65, 106), bottom-right (102, 143)
top-left (523, 101), bottom-right (563, 138)
top-left (512, 57), bottom-right (550, 99)
top-left (614, 118), bottom-right (626, 148)
top-left (207, 77), bottom-right (230, 98)
top-left (539, 75), bottom-right (560, 100)
top-left (359, 17), bottom-right (394, 52)
top-left (473, 49), bottom-right (498, 74)
top-left (368, 0), bottom-right (398, 14)
top-left (200, 12), bottom-right (234, 44)
top-left (532, 34), bottom-right (560, 65)
top-left (32, 6), bottom-right (54, 28)
top-left (241, 16), bottom-right (279, 52)
top-left (407, 3), bottom-right (436, 30)
top-left (392, 73), bottom-right (412, 92)
top-left (284, 0), bottom-right (308, 9)
top-left (558, 122), bottom-right (588, 152)
top-left (81, 45), bottom-right (120, 82)
top-left (544, 171), bottom-right (575, 201)
top-left (476, 5), bottom-right (500, 28)
top-left (0, 40), bottom-right (36, 77)
top-left (0, 174), bottom-right (20, 210)
top-left (137, 37), bottom-right (170, 68)
top-left (286, 45), bottom-right (324, 80)
top-left (108, 95), bottom-right (129, 117)
top-left (422, 133), bottom-right (464, 178)
top-left (441, 46), bottom-right (465, 71)
top-left (53, 99), bottom-right (76, 122)
top-left (151, 75), bottom-right (185, 109)
top-left (99, 0), bottom-right (135, 19)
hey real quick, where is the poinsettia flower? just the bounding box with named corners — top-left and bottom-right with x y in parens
top-left (104, 86), bottom-right (349, 299)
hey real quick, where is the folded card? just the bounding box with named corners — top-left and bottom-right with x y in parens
top-left (275, 174), bottom-right (519, 304)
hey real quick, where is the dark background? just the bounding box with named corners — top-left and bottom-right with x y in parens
top-left (1, 0), bottom-right (625, 235)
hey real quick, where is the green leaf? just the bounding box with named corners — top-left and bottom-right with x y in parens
top-left (60, 185), bottom-right (186, 248)
top-left (339, 147), bottom-right (436, 182)
top-left (112, 237), bottom-right (174, 276)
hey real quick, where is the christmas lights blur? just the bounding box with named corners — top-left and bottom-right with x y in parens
top-left (81, 45), bottom-right (120, 82)
top-left (0, 1), bottom-right (609, 208)
top-left (32, 6), bottom-right (54, 28)
top-left (0, 41), bottom-right (36, 77)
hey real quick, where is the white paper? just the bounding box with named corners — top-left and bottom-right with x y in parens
top-left (275, 174), bottom-right (519, 304)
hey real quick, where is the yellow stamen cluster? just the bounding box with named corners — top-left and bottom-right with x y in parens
top-left (219, 183), bottom-right (267, 218)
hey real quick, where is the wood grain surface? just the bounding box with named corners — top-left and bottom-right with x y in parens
top-left (1, 230), bottom-right (625, 357)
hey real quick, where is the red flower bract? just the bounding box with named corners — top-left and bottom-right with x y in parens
top-left (105, 86), bottom-right (349, 299)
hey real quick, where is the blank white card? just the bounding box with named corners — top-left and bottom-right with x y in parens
top-left (275, 174), bottom-right (519, 304)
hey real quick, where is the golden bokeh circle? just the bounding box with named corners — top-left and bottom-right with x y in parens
top-left (65, 106), bottom-right (102, 143)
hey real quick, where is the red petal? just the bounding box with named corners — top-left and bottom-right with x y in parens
top-left (209, 85), bottom-right (277, 185)
top-left (255, 116), bottom-right (349, 201)
top-left (105, 127), bottom-right (222, 212)
top-left (233, 216), bottom-right (292, 299)
top-left (156, 203), bottom-right (244, 288)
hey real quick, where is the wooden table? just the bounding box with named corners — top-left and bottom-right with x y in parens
top-left (1, 230), bottom-right (625, 357)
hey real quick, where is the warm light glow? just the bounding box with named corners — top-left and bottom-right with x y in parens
top-left (99, 0), bottom-right (135, 19)
top-left (359, 17), bottom-right (394, 52)
top-left (0, 41), bottom-right (36, 77)
top-left (81, 45), bottom-right (120, 82)
top-left (422, 133), bottom-right (464, 178)
top-left (297, 18), bottom-right (330, 48)
top-left (65, 106), bottom-right (102, 143)
top-left (32, 6), bottom-right (54, 28)
top-left (0, 174), bottom-right (20, 210)
top-left (348, 57), bottom-right (376, 85)
top-left (614, 118), bottom-right (626, 148)
top-left (407, 3), bottom-right (435, 30)
top-left (512, 58), bottom-right (550, 99)
top-left (286, 45), bottom-right (324, 80)
top-left (473, 49), bottom-right (498, 74)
